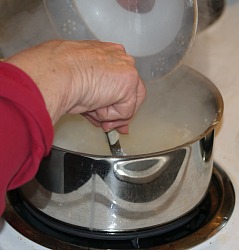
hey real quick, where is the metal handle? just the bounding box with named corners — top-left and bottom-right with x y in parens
top-left (106, 130), bottom-right (125, 156)
top-left (113, 156), bottom-right (171, 184)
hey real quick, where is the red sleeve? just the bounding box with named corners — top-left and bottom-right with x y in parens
top-left (0, 62), bottom-right (54, 215)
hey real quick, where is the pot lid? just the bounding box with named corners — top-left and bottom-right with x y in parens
top-left (43, 0), bottom-right (197, 80)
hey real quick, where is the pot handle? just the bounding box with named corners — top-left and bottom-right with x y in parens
top-left (113, 155), bottom-right (175, 184)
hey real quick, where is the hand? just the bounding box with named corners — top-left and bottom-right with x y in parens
top-left (6, 40), bottom-right (146, 134)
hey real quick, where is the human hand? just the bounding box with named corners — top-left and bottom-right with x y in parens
top-left (6, 40), bottom-right (146, 134)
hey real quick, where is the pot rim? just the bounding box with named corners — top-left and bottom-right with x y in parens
top-left (51, 66), bottom-right (224, 159)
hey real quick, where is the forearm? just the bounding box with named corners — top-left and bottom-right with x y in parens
top-left (0, 62), bottom-right (53, 215)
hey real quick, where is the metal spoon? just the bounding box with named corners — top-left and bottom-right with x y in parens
top-left (106, 129), bottom-right (125, 156)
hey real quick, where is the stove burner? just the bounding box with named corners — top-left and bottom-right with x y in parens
top-left (4, 164), bottom-right (235, 249)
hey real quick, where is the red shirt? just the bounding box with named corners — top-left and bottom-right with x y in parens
top-left (0, 62), bottom-right (53, 215)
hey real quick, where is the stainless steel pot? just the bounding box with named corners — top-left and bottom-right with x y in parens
top-left (21, 65), bottom-right (223, 231)
top-left (0, 0), bottom-right (223, 233)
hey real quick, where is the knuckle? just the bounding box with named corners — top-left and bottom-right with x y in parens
top-left (113, 43), bottom-right (126, 51)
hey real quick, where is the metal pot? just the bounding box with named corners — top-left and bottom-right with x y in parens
top-left (20, 65), bottom-right (223, 232)
top-left (0, 0), bottom-right (223, 234)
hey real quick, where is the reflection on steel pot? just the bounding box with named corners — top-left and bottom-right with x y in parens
top-left (36, 147), bottom-right (187, 203)
top-left (20, 65), bottom-right (223, 231)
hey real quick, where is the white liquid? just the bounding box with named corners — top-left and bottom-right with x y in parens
top-left (53, 67), bottom-right (217, 156)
